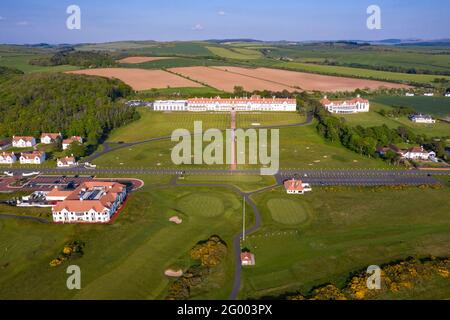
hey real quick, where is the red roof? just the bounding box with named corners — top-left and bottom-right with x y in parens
top-left (20, 151), bottom-right (44, 159)
top-left (41, 133), bottom-right (61, 140)
top-left (284, 179), bottom-right (304, 191)
top-left (240, 252), bottom-right (253, 262)
top-left (188, 96), bottom-right (296, 104)
top-left (320, 96), bottom-right (369, 106)
top-left (13, 136), bottom-right (34, 142)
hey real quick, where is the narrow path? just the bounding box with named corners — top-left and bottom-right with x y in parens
top-left (84, 112), bottom-right (314, 162)
top-left (0, 213), bottom-right (49, 224)
top-left (230, 111), bottom-right (237, 171)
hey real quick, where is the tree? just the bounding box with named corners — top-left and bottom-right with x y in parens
top-left (65, 142), bottom-right (87, 158)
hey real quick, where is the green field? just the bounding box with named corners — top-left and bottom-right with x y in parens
top-left (335, 102), bottom-right (450, 137)
top-left (119, 57), bottom-right (232, 69)
top-left (0, 53), bottom-right (78, 73)
top-left (206, 46), bottom-right (263, 60)
top-left (274, 61), bottom-right (450, 85)
top-left (179, 174), bottom-right (276, 193)
top-left (373, 96), bottom-right (450, 117)
top-left (0, 178), bottom-right (244, 300)
top-left (241, 185), bottom-right (450, 299)
top-left (236, 112), bottom-right (305, 128)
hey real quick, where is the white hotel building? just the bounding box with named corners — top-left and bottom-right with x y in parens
top-left (152, 96), bottom-right (297, 112)
top-left (51, 181), bottom-right (127, 224)
top-left (320, 95), bottom-right (370, 114)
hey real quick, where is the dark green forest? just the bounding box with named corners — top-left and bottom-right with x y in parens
top-left (29, 49), bottom-right (116, 68)
top-left (0, 72), bottom-right (138, 147)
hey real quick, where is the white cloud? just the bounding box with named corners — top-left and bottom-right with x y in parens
top-left (192, 24), bottom-right (204, 31)
top-left (218, 11), bottom-right (226, 16)
top-left (17, 21), bottom-right (29, 26)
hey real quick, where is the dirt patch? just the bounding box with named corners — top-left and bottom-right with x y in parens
top-left (67, 68), bottom-right (202, 91)
top-left (212, 66), bottom-right (410, 92)
top-left (169, 66), bottom-right (293, 92)
top-left (117, 56), bottom-right (171, 64)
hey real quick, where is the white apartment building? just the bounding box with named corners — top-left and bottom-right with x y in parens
top-left (51, 181), bottom-right (127, 224)
top-left (320, 95), bottom-right (370, 114)
top-left (19, 151), bottom-right (46, 164)
top-left (12, 136), bottom-right (36, 148)
top-left (0, 152), bottom-right (17, 164)
top-left (409, 114), bottom-right (436, 124)
top-left (153, 96), bottom-right (297, 112)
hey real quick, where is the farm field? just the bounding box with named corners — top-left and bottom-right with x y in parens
top-left (67, 68), bottom-right (203, 91)
top-left (116, 56), bottom-right (171, 64)
top-left (240, 185), bottom-right (450, 299)
top-left (0, 52), bottom-right (78, 73)
top-left (373, 96), bottom-right (450, 117)
top-left (212, 66), bottom-right (410, 92)
top-left (119, 57), bottom-right (233, 70)
top-left (0, 179), bottom-right (244, 300)
top-left (274, 61), bottom-right (450, 85)
top-left (168, 66), bottom-right (293, 92)
top-left (206, 46), bottom-right (263, 60)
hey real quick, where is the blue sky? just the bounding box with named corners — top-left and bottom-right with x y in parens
top-left (0, 0), bottom-right (449, 44)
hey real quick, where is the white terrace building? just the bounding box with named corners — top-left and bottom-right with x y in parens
top-left (409, 114), bottom-right (436, 124)
top-left (51, 181), bottom-right (127, 224)
top-left (153, 96), bottom-right (297, 112)
top-left (19, 151), bottom-right (46, 164)
top-left (0, 152), bottom-right (17, 164)
top-left (12, 136), bottom-right (36, 148)
top-left (320, 95), bottom-right (370, 114)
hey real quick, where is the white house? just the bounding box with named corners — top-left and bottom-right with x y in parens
top-left (153, 96), bottom-right (297, 112)
top-left (405, 93), bottom-right (415, 97)
top-left (19, 151), bottom-right (46, 164)
top-left (241, 252), bottom-right (255, 266)
top-left (320, 95), bottom-right (370, 114)
top-left (284, 178), bottom-right (312, 195)
top-left (0, 152), bottom-right (17, 164)
top-left (445, 92), bottom-right (450, 97)
top-left (409, 114), bottom-right (436, 124)
top-left (62, 136), bottom-right (83, 150)
top-left (401, 146), bottom-right (436, 160)
top-left (51, 181), bottom-right (127, 224)
top-left (40, 133), bottom-right (62, 144)
top-left (424, 93), bottom-right (434, 97)
top-left (12, 136), bottom-right (36, 148)
top-left (57, 156), bottom-right (78, 168)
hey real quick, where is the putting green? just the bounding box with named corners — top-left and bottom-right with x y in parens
top-left (267, 198), bottom-right (309, 225)
top-left (177, 193), bottom-right (225, 217)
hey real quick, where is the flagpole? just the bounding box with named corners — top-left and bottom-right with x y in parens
top-left (242, 196), bottom-right (246, 242)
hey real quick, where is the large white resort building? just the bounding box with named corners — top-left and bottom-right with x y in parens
top-left (152, 96), bottom-right (297, 112)
top-left (320, 95), bottom-right (370, 114)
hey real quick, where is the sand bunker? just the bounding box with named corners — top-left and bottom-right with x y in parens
top-left (169, 216), bottom-right (183, 224)
top-left (164, 269), bottom-right (183, 277)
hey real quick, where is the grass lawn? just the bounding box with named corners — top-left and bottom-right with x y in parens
top-left (107, 109), bottom-right (231, 142)
top-left (0, 178), bottom-right (244, 299)
top-left (240, 184), bottom-right (450, 299)
top-left (97, 121), bottom-right (390, 169)
top-left (179, 174), bottom-right (276, 193)
top-left (236, 112), bottom-right (305, 128)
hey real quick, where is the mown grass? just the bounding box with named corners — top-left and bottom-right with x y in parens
top-left (241, 185), bottom-right (450, 299)
top-left (206, 46), bottom-right (262, 60)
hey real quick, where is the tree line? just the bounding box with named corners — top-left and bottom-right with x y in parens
top-left (0, 72), bottom-right (139, 151)
top-left (29, 48), bottom-right (116, 68)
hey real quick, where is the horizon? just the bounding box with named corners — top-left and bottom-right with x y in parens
top-left (0, 0), bottom-right (449, 44)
